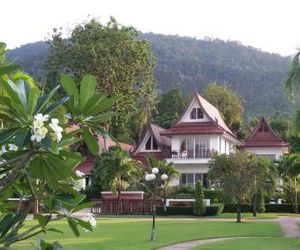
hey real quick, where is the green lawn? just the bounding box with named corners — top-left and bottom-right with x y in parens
top-left (211, 213), bottom-right (278, 219)
top-left (13, 219), bottom-right (283, 250)
top-left (191, 237), bottom-right (300, 250)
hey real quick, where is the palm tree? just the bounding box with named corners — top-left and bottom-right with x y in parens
top-left (278, 153), bottom-right (300, 213)
top-left (284, 51), bottom-right (300, 101)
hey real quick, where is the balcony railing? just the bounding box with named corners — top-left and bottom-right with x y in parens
top-left (165, 149), bottom-right (211, 159)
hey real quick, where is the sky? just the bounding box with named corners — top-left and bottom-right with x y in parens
top-left (1, 0), bottom-right (300, 56)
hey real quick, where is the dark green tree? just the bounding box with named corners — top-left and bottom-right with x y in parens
top-left (257, 189), bottom-right (266, 213)
top-left (194, 181), bottom-right (205, 216)
top-left (203, 83), bottom-right (244, 134)
top-left (209, 150), bottom-right (257, 223)
top-left (89, 146), bottom-right (142, 202)
top-left (46, 17), bottom-right (156, 142)
top-left (154, 88), bottom-right (187, 128)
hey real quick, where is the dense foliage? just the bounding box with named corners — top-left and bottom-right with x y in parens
top-left (193, 181), bottom-right (205, 216)
top-left (7, 32), bottom-right (291, 119)
top-left (0, 67), bottom-right (116, 248)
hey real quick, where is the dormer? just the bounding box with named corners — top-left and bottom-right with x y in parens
top-left (132, 123), bottom-right (171, 155)
top-left (144, 134), bottom-right (159, 151)
top-left (179, 98), bottom-right (210, 123)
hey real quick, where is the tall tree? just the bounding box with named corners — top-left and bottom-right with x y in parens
top-left (154, 88), bottom-right (187, 128)
top-left (203, 83), bottom-right (244, 134)
top-left (209, 150), bottom-right (257, 223)
top-left (284, 50), bottom-right (300, 100)
top-left (46, 17), bottom-right (156, 142)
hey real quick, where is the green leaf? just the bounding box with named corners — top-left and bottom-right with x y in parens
top-left (1, 79), bottom-right (27, 118)
top-left (35, 85), bottom-right (60, 114)
top-left (47, 228), bottom-right (64, 234)
top-left (82, 128), bottom-right (99, 155)
top-left (41, 136), bottom-right (52, 149)
top-left (0, 65), bottom-right (19, 75)
top-left (0, 127), bottom-right (21, 145)
top-left (60, 74), bottom-right (79, 108)
top-left (27, 87), bottom-right (40, 115)
top-left (16, 79), bottom-right (28, 108)
top-left (44, 97), bottom-right (69, 115)
top-left (79, 75), bottom-right (97, 111)
top-left (67, 218), bottom-right (80, 237)
top-left (14, 127), bottom-right (30, 147)
top-left (89, 111), bottom-right (116, 123)
top-left (90, 96), bottom-right (118, 115)
top-left (83, 93), bottom-right (108, 114)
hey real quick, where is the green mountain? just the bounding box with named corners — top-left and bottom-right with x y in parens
top-left (7, 33), bottom-right (292, 117)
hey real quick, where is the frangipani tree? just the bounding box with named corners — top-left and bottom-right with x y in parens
top-left (0, 64), bottom-right (117, 249)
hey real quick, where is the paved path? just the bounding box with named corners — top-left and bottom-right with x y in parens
top-left (278, 216), bottom-right (300, 237)
top-left (158, 216), bottom-right (300, 250)
top-left (159, 237), bottom-right (243, 250)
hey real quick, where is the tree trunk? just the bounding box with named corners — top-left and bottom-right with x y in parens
top-left (294, 178), bottom-right (298, 213)
top-left (252, 192), bottom-right (257, 217)
top-left (236, 203), bottom-right (241, 223)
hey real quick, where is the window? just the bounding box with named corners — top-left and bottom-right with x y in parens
top-left (145, 136), bottom-right (159, 151)
top-left (190, 108), bottom-right (204, 120)
top-left (181, 173), bottom-right (203, 185)
top-left (145, 137), bottom-right (152, 150)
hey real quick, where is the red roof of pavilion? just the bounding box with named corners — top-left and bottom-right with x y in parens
top-left (243, 116), bottom-right (289, 148)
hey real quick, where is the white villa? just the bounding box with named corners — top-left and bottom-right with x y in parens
top-left (132, 91), bottom-right (289, 187)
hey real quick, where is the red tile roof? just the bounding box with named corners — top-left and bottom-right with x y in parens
top-left (132, 123), bottom-right (171, 155)
top-left (150, 123), bottom-right (171, 147)
top-left (160, 122), bottom-right (224, 135)
top-left (97, 135), bottom-right (133, 152)
top-left (243, 117), bottom-right (289, 147)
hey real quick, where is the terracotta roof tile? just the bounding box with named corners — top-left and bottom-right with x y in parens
top-left (243, 117), bottom-right (289, 147)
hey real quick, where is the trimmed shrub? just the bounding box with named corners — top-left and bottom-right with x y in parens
top-left (194, 181), bottom-right (205, 216)
top-left (205, 203), bottom-right (224, 216)
top-left (223, 204), bottom-right (252, 213)
top-left (156, 206), bottom-right (194, 215)
top-left (265, 204), bottom-right (295, 213)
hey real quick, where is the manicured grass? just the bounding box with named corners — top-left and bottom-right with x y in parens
top-left (191, 237), bottom-right (300, 250)
top-left (14, 219), bottom-right (283, 250)
top-left (212, 213), bottom-right (278, 219)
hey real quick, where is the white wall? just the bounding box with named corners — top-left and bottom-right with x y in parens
top-left (245, 147), bottom-right (286, 160)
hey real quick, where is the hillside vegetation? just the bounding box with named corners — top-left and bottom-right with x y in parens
top-left (7, 33), bottom-right (292, 117)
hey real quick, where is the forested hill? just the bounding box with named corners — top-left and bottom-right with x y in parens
top-left (7, 33), bottom-right (292, 117)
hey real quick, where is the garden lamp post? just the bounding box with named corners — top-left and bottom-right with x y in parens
top-left (145, 168), bottom-right (168, 241)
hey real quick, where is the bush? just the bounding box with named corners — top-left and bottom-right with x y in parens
top-left (223, 203), bottom-right (299, 213)
top-left (223, 204), bottom-right (252, 213)
top-left (157, 206), bottom-right (194, 215)
top-left (194, 181), bottom-right (205, 216)
top-left (205, 203), bottom-right (224, 216)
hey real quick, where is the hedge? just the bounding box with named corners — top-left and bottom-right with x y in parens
top-left (223, 204), bottom-right (298, 213)
top-left (157, 204), bottom-right (223, 216)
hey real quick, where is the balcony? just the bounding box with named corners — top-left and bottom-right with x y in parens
top-left (164, 149), bottom-right (211, 159)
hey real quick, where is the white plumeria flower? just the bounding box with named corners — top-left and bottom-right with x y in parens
top-left (8, 144), bottom-right (18, 151)
top-left (152, 167), bottom-right (159, 174)
top-left (34, 113), bottom-right (49, 122)
top-left (49, 118), bottom-right (63, 142)
top-left (33, 120), bottom-right (44, 129)
top-left (31, 127), bottom-right (48, 142)
top-left (0, 145), bottom-right (7, 156)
